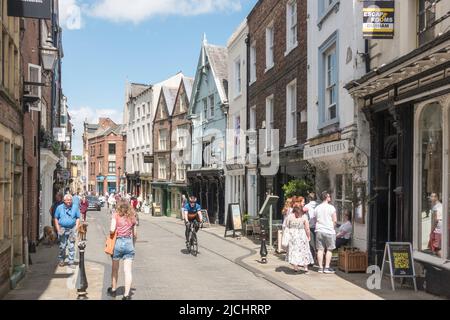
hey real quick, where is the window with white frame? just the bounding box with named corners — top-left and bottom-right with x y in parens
top-left (177, 125), bottom-right (188, 149)
top-left (158, 158), bottom-right (167, 179)
top-left (335, 174), bottom-right (353, 224)
top-left (137, 127), bottom-right (141, 146)
top-left (132, 129), bottom-right (136, 148)
top-left (180, 93), bottom-right (184, 112)
top-left (147, 123), bottom-right (151, 145)
top-left (266, 24), bottom-right (274, 70)
top-left (319, 0), bottom-right (337, 16)
top-left (234, 115), bottom-right (241, 158)
top-left (319, 32), bottom-right (339, 128)
top-left (159, 129), bottom-right (167, 151)
top-left (137, 107), bottom-right (141, 119)
top-left (203, 98), bottom-right (208, 120)
top-left (142, 125), bottom-right (145, 145)
top-left (234, 58), bottom-right (241, 96)
top-left (286, 0), bottom-right (298, 52)
top-left (266, 96), bottom-right (274, 151)
top-left (177, 163), bottom-right (186, 181)
top-left (209, 95), bottom-right (215, 118)
top-left (108, 161), bottom-right (116, 173)
top-left (250, 43), bottom-right (257, 83)
top-left (160, 103), bottom-right (165, 119)
top-left (28, 64), bottom-right (42, 111)
top-left (250, 106), bottom-right (256, 130)
top-left (286, 79), bottom-right (297, 144)
top-left (325, 46), bottom-right (337, 121)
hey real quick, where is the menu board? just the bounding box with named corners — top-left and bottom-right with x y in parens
top-left (224, 203), bottom-right (243, 237)
top-left (387, 243), bottom-right (414, 277)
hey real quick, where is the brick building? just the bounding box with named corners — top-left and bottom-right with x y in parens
top-left (0, 4), bottom-right (23, 298)
top-left (247, 0), bottom-right (308, 219)
top-left (153, 86), bottom-right (178, 215)
top-left (87, 118), bottom-right (126, 196)
top-left (169, 77), bottom-right (193, 217)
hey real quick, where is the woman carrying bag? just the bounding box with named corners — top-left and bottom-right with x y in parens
top-left (106, 200), bottom-right (137, 300)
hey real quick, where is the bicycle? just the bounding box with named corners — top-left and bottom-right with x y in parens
top-left (186, 220), bottom-right (199, 256)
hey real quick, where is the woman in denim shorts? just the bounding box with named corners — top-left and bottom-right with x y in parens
top-left (107, 200), bottom-right (137, 300)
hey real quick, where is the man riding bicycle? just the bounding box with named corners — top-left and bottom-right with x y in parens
top-left (183, 196), bottom-right (203, 245)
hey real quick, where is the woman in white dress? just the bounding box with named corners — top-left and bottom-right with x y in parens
top-left (285, 206), bottom-right (314, 273)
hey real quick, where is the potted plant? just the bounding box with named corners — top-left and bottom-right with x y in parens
top-left (282, 179), bottom-right (313, 199)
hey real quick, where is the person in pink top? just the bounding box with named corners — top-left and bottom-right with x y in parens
top-left (107, 200), bottom-right (137, 300)
top-left (79, 195), bottom-right (89, 222)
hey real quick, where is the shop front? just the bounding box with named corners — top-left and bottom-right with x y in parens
top-left (152, 181), bottom-right (169, 216)
top-left (187, 170), bottom-right (225, 225)
top-left (347, 33), bottom-right (450, 297)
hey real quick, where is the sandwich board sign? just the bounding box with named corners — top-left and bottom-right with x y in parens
top-left (258, 195), bottom-right (279, 248)
top-left (381, 242), bottom-right (417, 291)
top-left (224, 203), bottom-right (243, 238)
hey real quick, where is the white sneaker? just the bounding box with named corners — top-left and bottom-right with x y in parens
top-left (318, 268), bottom-right (324, 273)
top-left (324, 268), bottom-right (335, 274)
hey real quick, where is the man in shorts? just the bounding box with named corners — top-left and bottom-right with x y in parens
top-left (315, 191), bottom-right (337, 273)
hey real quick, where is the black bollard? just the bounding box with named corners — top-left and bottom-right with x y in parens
top-left (260, 229), bottom-right (268, 264)
top-left (76, 240), bottom-right (89, 300)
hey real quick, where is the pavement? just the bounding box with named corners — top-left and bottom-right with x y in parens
top-left (2, 211), bottom-right (445, 300)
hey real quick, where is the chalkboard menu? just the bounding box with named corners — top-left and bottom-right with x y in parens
top-left (381, 242), bottom-right (417, 291)
top-left (388, 243), bottom-right (414, 276)
top-left (224, 203), bottom-right (243, 238)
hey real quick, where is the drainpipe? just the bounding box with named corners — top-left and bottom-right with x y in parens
top-left (244, 33), bottom-right (250, 217)
top-left (364, 39), bottom-right (371, 73)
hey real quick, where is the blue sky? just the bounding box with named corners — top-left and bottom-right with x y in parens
top-left (61, 0), bottom-right (257, 155)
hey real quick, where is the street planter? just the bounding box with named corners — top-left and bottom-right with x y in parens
top-left (338, 247), bottom-right (368, 273)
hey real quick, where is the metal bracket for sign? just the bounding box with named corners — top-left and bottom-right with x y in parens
top-left (381, 242), bottom-right (417, 292)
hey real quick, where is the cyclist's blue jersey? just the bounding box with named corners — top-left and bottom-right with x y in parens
top-left (184, 203), bottom-right (201, 213)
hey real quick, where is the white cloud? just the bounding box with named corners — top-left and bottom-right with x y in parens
top-left (70, 106), bottom-right (123, 155)
top-left (88, 0), bottom-right (242, 24)
top-left (59, 0), bottom-right (83, 30)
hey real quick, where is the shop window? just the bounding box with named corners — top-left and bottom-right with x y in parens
top-left (335, 174), bottom-right (352, 223)
top-left (418, 102), bottom-right (443, 257)
top-left (418, 0), bottom-right (438, 46)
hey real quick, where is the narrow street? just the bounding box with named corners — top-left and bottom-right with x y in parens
top-left (6, 208), bottom-right (298, 300)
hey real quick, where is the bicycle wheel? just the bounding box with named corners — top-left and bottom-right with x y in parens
top-left (190, 232), bottom-right (198, 256)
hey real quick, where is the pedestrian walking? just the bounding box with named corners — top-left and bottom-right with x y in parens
top-left (54, 194), bottom-right (81, 268)
top-left (80, 195), bottom-right (89, 222)
top-left (181, 195), bottom-right (187, 219)
top-left (108, 193), bottom-right (116, 213)
top-left (107, 200), bottom-right (137, 300)
top-left (315, 191), bottom-right (337, 273)
top-left (49, 192), bottom-right (64, 232)
top-left (284, 205), bottom-right (314, 273)
top-left (304, 192), bottom-right (318, 262)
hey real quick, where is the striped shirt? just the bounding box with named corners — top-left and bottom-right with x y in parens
top-left (110, 213), bottom-right (136, 238)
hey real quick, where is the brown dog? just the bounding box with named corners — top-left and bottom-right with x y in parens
top-left (78, 222), bottom-right (88, 241)
top-left (43, 226), bottom-right (57, 245)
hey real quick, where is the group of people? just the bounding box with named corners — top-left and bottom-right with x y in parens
top-left (49, 189), bottom-right (138, 300)
top-left (282, 191), bottom-right (353, 274)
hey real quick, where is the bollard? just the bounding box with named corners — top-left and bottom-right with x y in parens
top-left (76, 241), bottom-right (88, 299)
top-left (260, 229), bottom-right (268, 264)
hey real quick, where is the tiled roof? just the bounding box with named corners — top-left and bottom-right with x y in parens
top-left (205, 44), bottom-right (228, 103)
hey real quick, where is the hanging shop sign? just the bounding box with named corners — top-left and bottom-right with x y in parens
top-left (143, 155), bottom-right (154, 164)
top-left (363, 0), bottom-right (395, 39)
top-left (8, 0), bottom-right (52, 19)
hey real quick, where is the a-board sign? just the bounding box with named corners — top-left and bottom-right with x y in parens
top-left (381, 242), bottom-right (417, 291)
top-left (200, 209), bottom-right (211, 228)
top-left (258, 195), bottom-right (279, 248)
top-left (224, 203), bottom-right (242, 238)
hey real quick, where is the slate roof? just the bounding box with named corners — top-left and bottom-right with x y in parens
top-left (162, 86), bottom-right (179, 116)
top-left (183, 77), bottom-right (195, 102)
top-left (205, 44), bottom-right (228, 104)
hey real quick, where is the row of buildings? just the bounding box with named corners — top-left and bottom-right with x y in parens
top-left (82, 0), bottom-right (450, 296)
top-left (0, 1), bottom-right (73, 298)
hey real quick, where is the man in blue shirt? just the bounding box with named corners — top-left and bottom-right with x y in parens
top-left (183, 196), bottom-right (203, 245)
top-left (54, 194), bottom-right (81, 268)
